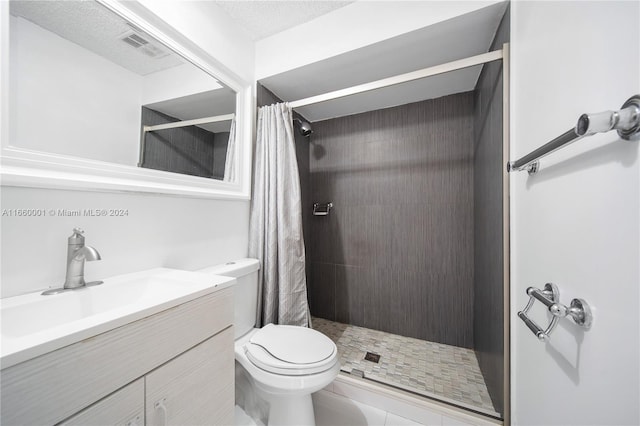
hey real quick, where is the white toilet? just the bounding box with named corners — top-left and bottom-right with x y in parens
top-left (198, 258), bottom-right (340, 426)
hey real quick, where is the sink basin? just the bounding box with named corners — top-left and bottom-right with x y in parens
top-left (1, 268), bottom-right (235, 368)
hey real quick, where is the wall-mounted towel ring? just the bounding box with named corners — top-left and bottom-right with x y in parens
top-left (313, 203), bottom-right (333, 216)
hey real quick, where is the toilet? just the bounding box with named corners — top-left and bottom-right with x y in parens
top-left (198, 258), bottom-right (340, 426)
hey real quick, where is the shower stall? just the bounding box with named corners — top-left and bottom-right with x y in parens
top-left (304, 84), bottom-right (506, 419)
top-left (258, 4), bottom-right (509, 420)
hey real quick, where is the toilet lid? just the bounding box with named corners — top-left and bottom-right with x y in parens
top-left (245, 324), bottom-right (337, 376)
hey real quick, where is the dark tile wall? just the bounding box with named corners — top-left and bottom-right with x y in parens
top-left (307, 93), bottom-right (475, 348)
top-left (212, 131), bottom-right (230, 180)
top-left (472, 6), bottom-right (509, 417)
top-left (141, 107), bottom-right (227, 179)
top-left (256, 83), bottom-right (281, 107)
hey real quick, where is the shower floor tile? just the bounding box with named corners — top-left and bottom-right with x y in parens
top-left (312, 317), bottom-right (499, 418)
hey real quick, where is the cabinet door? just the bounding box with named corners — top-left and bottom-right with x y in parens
top-left (145, 326), bottom-right (234, 426)
top-left (59, 379), bottom-right (144, 426)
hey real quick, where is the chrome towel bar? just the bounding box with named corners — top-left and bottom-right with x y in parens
top-left (518, 283), bottom-right (593, 342)
top-left (508, 94), bottom-right (640, 174)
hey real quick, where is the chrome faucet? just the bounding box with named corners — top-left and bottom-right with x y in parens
top-left (42, 228), bottom-right (103, 295)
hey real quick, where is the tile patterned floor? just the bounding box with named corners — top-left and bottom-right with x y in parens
top-left (312, 317), bottom-right (498, 417)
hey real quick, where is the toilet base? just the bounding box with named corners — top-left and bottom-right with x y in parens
top-left (267, 393), bottom-right (315, 426)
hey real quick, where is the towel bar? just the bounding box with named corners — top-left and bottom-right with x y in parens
top-left (508, 94), bottom-right (640, 174)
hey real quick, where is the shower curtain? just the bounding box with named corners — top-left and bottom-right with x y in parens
top-left (249, 103), bottom-right (310, 327)
top-left (223, 117), bottom-right (236, 182)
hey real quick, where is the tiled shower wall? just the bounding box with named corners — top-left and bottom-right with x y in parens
top-left (141, 106), bottom-right (228, 179)
top-left (307, 93), bottom-right (475, 348)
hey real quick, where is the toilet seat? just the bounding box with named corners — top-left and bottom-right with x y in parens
top-left (244, 324), bottom-right (337, 376)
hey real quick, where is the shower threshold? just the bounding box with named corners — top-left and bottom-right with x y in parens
top-left (312, 317), bottom-right (500, 419)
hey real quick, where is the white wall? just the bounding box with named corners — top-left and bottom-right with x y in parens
top-left (255, 0), bottom-right (501, 80)
top-left (0, 187), bottom-right (249, 298)
top-left (511, 1), bottom-right (639, 424)
top-left (10, 15), bottom-right (142, 166)
top-left (141, 63), bottom-right (224, 106)
top-left (137, 0), bottom-right (254, 84)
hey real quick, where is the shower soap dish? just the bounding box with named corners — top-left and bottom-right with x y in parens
top-left (313, 202), bottom-right (333, 216)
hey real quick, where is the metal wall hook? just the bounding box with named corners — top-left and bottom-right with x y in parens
top-left (518, 283), bottom-right (593, 341)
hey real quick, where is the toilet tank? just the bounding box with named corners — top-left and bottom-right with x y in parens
top-left (197, 258), bottom-right (260, 339)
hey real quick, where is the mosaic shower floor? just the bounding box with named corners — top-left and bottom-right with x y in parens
top-left (312, 317), bottom-right (499, 418)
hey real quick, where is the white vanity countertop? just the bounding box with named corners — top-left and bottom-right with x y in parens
top-left (0, 268), bottom-right (235, 369)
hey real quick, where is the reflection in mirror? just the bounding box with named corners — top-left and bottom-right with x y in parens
top-left (9, 0), bottom-right (237, 181)
top-left (140, 81), bottom-right (236, 180)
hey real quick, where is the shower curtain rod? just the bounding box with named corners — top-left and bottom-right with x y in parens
top-left (143, 113), bottom-right (235, 133)
top-left (289, 48), bottom-right (504, 109)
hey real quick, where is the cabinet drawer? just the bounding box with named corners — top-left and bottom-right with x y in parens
top-left (59, 379), bottom-right (144, 426)
top-left (146, 326), bottom-right (234, 426)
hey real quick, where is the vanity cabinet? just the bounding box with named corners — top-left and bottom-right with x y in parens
top-left (145, 329), bottom-right (234, 425)
top-left (0, 287), bottom-right (234, 426)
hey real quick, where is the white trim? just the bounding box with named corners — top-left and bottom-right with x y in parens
top-left (329, 374), bottom-right (502, 426)
top-left (1, 0), bottom-right (253, 200)
top-left (0, 1), bottom-right (8, 161)
top-left (143, 113), bottom-right (235, 133)
top-left (289, 49), bottom-right (504, 108)
top-left (0, 150), bottom-right (248, 200)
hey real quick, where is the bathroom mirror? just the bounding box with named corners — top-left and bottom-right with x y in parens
top-left (0, 0), bottom-right (252, 198)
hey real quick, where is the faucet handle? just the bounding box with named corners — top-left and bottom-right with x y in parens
top-left (69, 227), bottom-right (85, 244)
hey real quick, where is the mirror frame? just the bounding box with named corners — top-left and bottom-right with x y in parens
top-left (0, 0), bottom-right (253, 200)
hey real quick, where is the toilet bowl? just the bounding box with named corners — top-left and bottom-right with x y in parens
top-left (236, 325), bottom-right (340, 425)
top-left (198, 259), bottom-right (339, 426)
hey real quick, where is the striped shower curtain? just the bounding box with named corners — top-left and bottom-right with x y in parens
top-left (223, 117), bottom-right (236, 182)
top-left (248, 102), bottom-right (310, 327)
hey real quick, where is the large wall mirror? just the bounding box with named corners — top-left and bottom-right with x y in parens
top-left (1, 0), bottom-right (252, 199)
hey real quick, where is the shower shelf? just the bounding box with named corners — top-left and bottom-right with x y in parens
top-left (313, 203), bottom-right (333, 216)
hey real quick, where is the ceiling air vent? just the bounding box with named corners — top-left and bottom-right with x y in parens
top-left (119, 30), bottom-right (170, 59)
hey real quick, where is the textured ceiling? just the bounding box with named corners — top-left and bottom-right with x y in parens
top-left (10, 0), bottom-right (184, 76)
top-left (213, 1), bottom-right (354, 40)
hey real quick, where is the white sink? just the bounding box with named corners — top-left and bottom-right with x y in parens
top-left (1, 268), bottom-right (235, 368)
